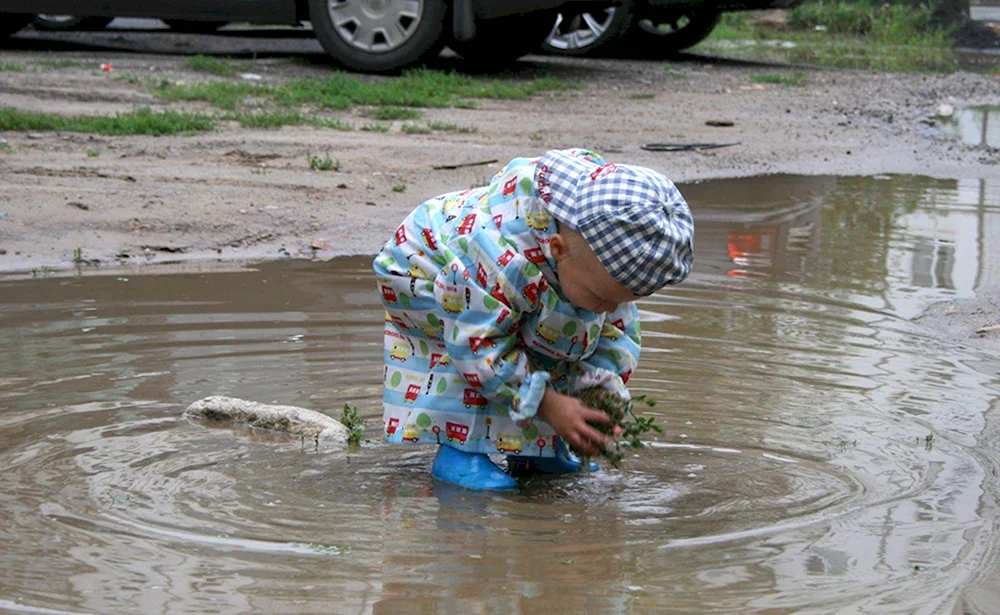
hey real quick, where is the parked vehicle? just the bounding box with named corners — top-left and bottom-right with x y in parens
top-left (32, 14), bottom-right (112, 31)
top-left (31, 15), bottom-right (227, 32)
top-left (543, 0), bottom-right (805, 57)
top-left (0, 1), bottom-right (599, 73)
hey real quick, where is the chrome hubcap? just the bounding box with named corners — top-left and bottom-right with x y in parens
top-left (328, 0), bottom-right (424, 53)
top-left (546, 8), bottom-right (617, 52)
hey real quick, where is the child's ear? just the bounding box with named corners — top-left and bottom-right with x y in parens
top-left (549, 233), bottom-right (568, 261)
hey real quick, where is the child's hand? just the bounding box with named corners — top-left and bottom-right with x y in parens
top-left (537, 389), bottom-right (621, 456)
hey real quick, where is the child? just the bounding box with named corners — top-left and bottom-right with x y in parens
top-left (373, 148), bottom-right (694, 490)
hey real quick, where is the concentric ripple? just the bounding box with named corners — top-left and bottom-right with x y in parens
top-left (1, 175), bottom-right (999, 613)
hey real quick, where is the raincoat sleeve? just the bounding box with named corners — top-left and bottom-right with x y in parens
top-left (568, 303), bottom-right (641, 401)
top-left (434, 216), bottom-right (550, 428)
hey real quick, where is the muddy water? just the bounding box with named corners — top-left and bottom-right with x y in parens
top-left (1, 175), bottom-right (999, 614)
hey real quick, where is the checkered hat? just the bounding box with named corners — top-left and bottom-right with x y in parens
top-left (535, 149), bottom-right (694, 296)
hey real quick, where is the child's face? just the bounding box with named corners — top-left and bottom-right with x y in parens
top-left (550, 231), bottom-right (639, 313)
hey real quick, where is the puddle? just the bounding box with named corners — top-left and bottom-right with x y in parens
top-left (1, 175), bottom-right (999, 613)
top-left (940, 104), bottom-right (1000, 148)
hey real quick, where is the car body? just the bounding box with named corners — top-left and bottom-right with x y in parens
top-left (544, 0), bottom-right (807, 57)
top-left (0, 0), bottom-right (605, 73)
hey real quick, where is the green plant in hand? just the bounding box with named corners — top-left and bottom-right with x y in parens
top-left (577, 388), bottom-right (663, 467)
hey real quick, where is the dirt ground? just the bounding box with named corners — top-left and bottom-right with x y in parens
top-left (0, 27), bottom-right (999, 341)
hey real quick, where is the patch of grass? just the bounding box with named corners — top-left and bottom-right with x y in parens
top-left (307, 152), bottom-right (339, 171)
top-left (313, 117), bottom-right (354, 131)
top-left (361, 122), bottom-right (390, 133)
top-left (665, 69), bottom-right (687, 79)
top-left (153, 68), bottom-right (577, 113)
top-left (699, 1), bottom-right (956, 72)
top-left (37, 58), bottom-right (79, 69)
top-left (750, 72), bottom-right (807, 86)
top-left (0, 61), bottom-right (24, 72)
top-left (0, 142), bottom-right (14, 154)
top-left (366, 106), bottom-right (421, 120)
top-left (188, 54), bottom-right (237, 77)
top-left (86, 149), bottom-right (100, 157)
top-left (117, 74), bottom-right (142, 85)
top-left (629, 93), bottom-right (655, 99)
top-left (392, 183), bottom-right (406, 193)
top-left (400, 123), bottom-right (432, 135)
top-left (427, 120), bottom-right (477, 133)
top-left (340, 404), bottom-right (366, 446)
top-left (73, 247), bottom-right (84, 264)
top-left (0, 107), bottom-right (215, 135)
top-left (230, 110), bottom-right (306, 128)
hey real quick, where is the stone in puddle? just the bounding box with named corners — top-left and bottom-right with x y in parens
top-left (184, 396), bottom-right (349, 443)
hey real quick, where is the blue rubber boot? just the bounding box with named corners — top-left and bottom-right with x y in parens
top-left (507, 439), bottom-right (599, 475)
top-left (430, 445), bottom-right (518, 491)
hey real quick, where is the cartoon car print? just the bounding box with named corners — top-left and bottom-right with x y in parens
top-left (404, 383), bottom-right (421, 403)
top-left (457, 214), bottom-right (477, 235)
top-left (493, 214), bottom-right (503, 229)
top-left (476, 263), bottom-right (489, 287)
top-left (525, 213), bottom-right (550, 231)
top-left (394, 226), bottom-right (407, 246)
top-left (446, 421), bottom-right (470, 444)
top-left (502, 176), bottom-right (517, 197)
top-left (418, 322), bottom-right (441, 338)
top-left (496, 250), bottom-right (515, 267)
top-left (463, 372), bottom-right (483, 388)
top-left (601, 323), bottom-right (624, 340)
top-left (390, 341), bottom-right (410, 361)
top-left (430, 353), bottom-right (450, 368)
top-left (442, 292), bottom-right (463, 314)
top-left (421, 228), bottom-right (438, 250)
top-left (469, 336), bottom-right (498, 354)
top-left (402, 424), bottom-right (420, 442)
top-left (522, 282), bottom-right (541, 304)
top-left (490, 282), bottom-right (511, 307)
top-left (407, 263), bottom-right (430, 279)
top-left (535, 322), bottom-right (560, 345)
top-left (391, 315), bottom-right (410, 330)
top-left (495, 433), bottom-right (523, 454)
top-left (463, 388), bottom-right (488, 409)
top-left (524, 247), bottom-right (546, 265)
top-left (381, 285), bottom-right (398, 303)
top-left (386, 417), bottom-right (400, 435)
top-left (496, 308), bottom-right (510, 325)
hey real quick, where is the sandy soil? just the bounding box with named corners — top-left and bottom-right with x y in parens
top-left (2, 29), bottom-right (1000, 275)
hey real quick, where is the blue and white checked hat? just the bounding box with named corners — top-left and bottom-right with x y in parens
top-left (535, 149), bottom-right (694, 297)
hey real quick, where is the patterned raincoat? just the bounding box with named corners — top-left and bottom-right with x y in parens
top-left (374, 149), bottom-right (641, 458)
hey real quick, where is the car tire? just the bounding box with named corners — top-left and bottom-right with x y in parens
top-left (448, 10), bottom-right (556, 70)
top-left (32, 15), bottom-right (114, 31)
top-left (1, 14), bottom-right (33, 37)
top-left (308, 0), bottom-right (448, 73)
top-left (541, 1), bottom-right (635, 57)
top-left (626, 6), bottom-right (720, 56)
top-left (163, 20), bottom-right (228, 33)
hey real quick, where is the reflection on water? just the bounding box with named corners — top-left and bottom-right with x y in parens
top-left (942, 105), bottom-right (1000, 149)
top-left (1, 175), bottom-right (999, 613)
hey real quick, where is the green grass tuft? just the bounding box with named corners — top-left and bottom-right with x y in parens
top-left (0, 106), bottom-right (214, 135)
top-left (0, 61), bottom-right (25, 72)
top-left (188, 54), bottom-right (237, 77)
top-left (750, 72), bottom-right (807, 86)
top-left (366, 106), bottom-right (422, 120)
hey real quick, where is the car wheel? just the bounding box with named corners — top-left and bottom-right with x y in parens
top-left (308, 0), bottom-right (448, 73)
top-left (541, 1), bottom-right (634, 57)
top-left (33, 15), bottom-right (114, 31)
top-left (449, 10), bottom-right (556, 69)
top-left (162, 20), bottom-right (228, 34)
top-left (1, 14), bottom-right (34, 37)
top-left (626, 6), bottom-right (720, 56)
